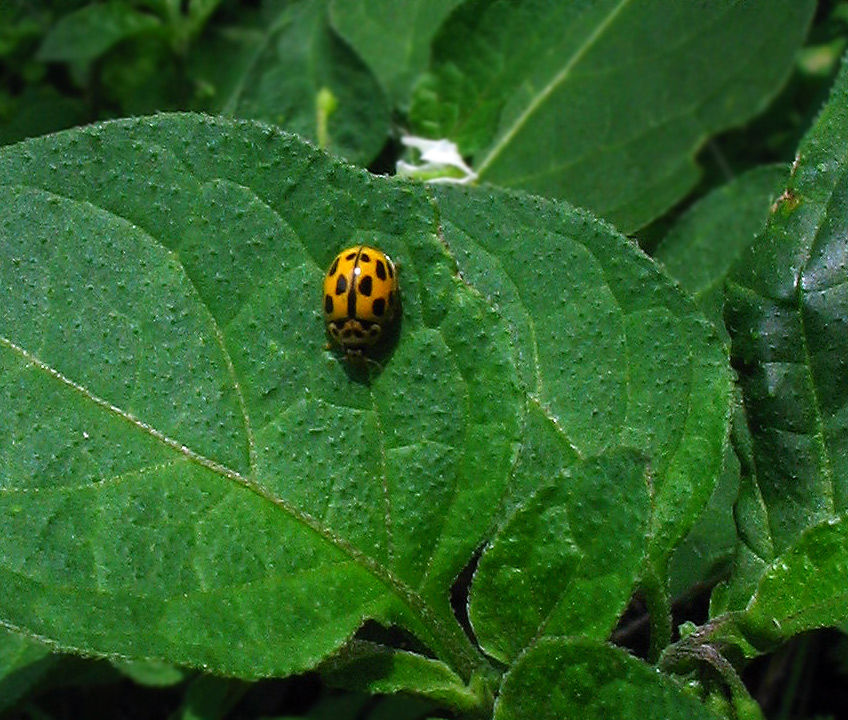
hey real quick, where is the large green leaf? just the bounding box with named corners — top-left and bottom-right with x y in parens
top-left (212, 0), bottom-right (390, 165)
top-left (494, 638), bottom-right (722, 720)
top-left (725, 52), bottom-right (848, 556)
top-left (0, 114), bottom-right (520, 679)
top-left (411, 0), bottom-right (814, 231)
top-left (469, 449), bottom-right (650, 664)
top-left (329, 0), bottom-right (462, 109)
top-left (0, 112), bottom-right (731, 687)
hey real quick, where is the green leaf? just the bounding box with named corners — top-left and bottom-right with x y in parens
top-left (432, 185), bottom-right (733, 573)
top-left (216, 0), bottom-right (390, 165)
top-left (0, 114), bottom-right (521, 680)
top-left (710, 397), bottom-right (774, 615)
top-left (329, 0), bottom-right (463, 109)
top-left (0, 111), bottom-right (731, 685)
top-left (655, 164), bottom-right (789, 342)
top-left (37, 3), bottom-right (161, 63)
top-left (176, 674), bottom-right (247, 720)
top-left (470, 450), bottom-right (650, 664)
top-left (740, 517), bottom-right (848, 650)
top-left (111, 658), bottom-right (186, 687)
top-left (0, 628), bottom-right (57, 713)
top-left (411, 0), bottom-right (815, 231)
top-left (0, 86), bottom-right (87, 146)
top-left (669, 444), bottom-right (740, 600)
top-left (494, 638), bottom-right (723, 720)
top-left (321, 641), bottom-right (483, 713)
top-left (725, 52), bottom-right (848, 554)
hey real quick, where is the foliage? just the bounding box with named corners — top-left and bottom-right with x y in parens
top-left (1, 1), bottom-right (847, 718)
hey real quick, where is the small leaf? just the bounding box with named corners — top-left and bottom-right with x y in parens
top-left (740, 517), bottom-right (848, 649)
top-left (37, 3), bottom-right (160, 63)
top-left (470, 449), bottom-right (650, 663)
top-left (215, 0), bottom-right (390, 165)
top-left (412, 0), bottom-right (815, 231)
top-left (321, 641), bottom-right (483, 713)
top-left (0, 628), bottom-right (57, 712)
top-left (494, 638), bottom-right (723, 720)
top-left (111, 658), bottom-right (186, 687)
top-left (329, 0), bottom-right (463, 109)
top-left (709, 391), bottom-right (774, 615)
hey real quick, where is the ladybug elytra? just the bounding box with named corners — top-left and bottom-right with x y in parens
top-left (323, 245), bottom-right (399, 360)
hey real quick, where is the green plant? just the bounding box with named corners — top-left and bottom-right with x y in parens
top-left (1, 1), bottom-right (847, 718)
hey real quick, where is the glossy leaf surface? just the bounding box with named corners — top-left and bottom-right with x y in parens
top-left (726, 52), bottom-right (848, 555)
top-left (741, 517), bottom-right (848, 649)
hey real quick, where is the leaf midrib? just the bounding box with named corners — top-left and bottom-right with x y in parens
top-left (475, 0), bottom-right (630, 177)
top-left (1, 329), bottom-right (489, 671)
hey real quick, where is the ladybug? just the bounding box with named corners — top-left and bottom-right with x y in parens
top-left (323, 245), bottom-right (399, 360)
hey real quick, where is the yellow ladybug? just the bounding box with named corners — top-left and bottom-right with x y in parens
top-left (323, 245), bottom-right (399, 359)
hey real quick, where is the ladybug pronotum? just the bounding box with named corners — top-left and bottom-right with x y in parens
top-left (323, 245), bottom-right (399, 360)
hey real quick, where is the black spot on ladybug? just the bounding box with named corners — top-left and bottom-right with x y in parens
top-left (373, 298), bottom-right (386, 317)
top-left (360, 252), bottom-right (371, 263)
top-left (346, 252), bottom-right (357, 260)
top-left (375, 260), bottom-right (387, 280)
top-left (359, 276), bottom-right (373, 296)
top-left (328, 257), bottom-right (339, 276)
top-left (324, 295), bottom-right (333, 314)
top-left (335, 275), bottom-right (347, 295)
